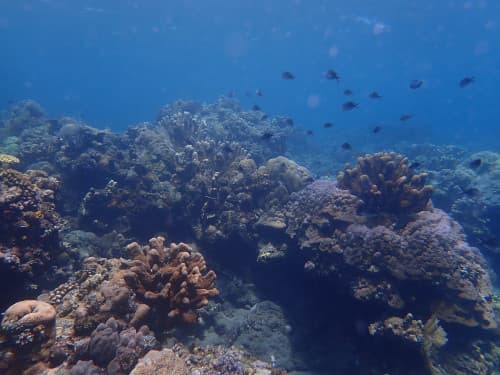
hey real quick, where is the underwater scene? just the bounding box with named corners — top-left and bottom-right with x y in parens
top-left (1, 1), bottom-right (500, 374)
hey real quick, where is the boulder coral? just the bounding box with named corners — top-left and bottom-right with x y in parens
top-left (0, 300), bottom-right (56, 374)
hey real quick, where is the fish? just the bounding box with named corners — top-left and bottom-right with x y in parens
top-left (261, 114), bottom-right (269, 120)
top-left (460, 186), bottom-right (480, 198)
top-left (341, 142), bottom-right (352, 150)
top-left (409, 162), bottom-right (421, 169)
top-left (256, 89), bottom-right (263, 96)
top-left (459, 77), bottom-right (475, 88)
top-left (284, 118), bottom-right (294, 126)
top-left (372, 126), bottom-right (382, 133)
top-left (409, 80), bottom-right (423, 89)
top-left (222, 144), bottom-right (234, 153)
top-left (282, 71), bottom-right (295, 80)
top-left (260, 132), bottom-right (274, 140)
top-left (369, 91), bottom-right (382, 99)
top-left (343, 89), bottom-right (353, 96)
top-left (342, 101), bottom-right (359, 111)
top-left (480, 237), bottom-right (500, 248)
top-left (252, 105), bottom-right (262, 111)
top-left (324, 69), bottom-right (340, 81)
top-left (469, 158), bottom-right (482, 169)
top-left (306, 130), bottom-right (314, 136)
top-left (323, 122), bottom-right (334, 129)
top-left (400, 114), bottom-right (413, 122)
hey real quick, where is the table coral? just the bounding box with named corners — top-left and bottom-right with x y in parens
top-left (337, 152), bottom-right (433, 215)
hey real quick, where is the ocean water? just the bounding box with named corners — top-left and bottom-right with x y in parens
top-left (1, 1), bottom-right (500, 374)
top-left (1, 1), bottom-right (499, 149)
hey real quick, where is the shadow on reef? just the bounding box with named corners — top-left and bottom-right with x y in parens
top-left (1, 100), bottom-right (500, 374)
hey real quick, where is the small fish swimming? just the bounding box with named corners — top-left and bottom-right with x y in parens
top-left (372, 126), bottom-right (382, 133)
top-left (282, 71), bottom-right (295, 80)
top-left (459, 77), bottom-right (475, 88)
top-left (306, 130), bottom-right (314, 136)
top-left (284, 118), bottom-right (294, 126)
top-left (341, 142), bottom-right (352, 150)
top-left (252, 105), bottom-right (261, 111)
top-left (324, 69), bottom-right (340, 81)
top-left (409, 162), bottom-right (421, 169)
top-left (400, 114), bottom-right (413, 122)
top-left (469, 158), bottom-right (482, 169)
top-left (369, 91), bottom-right (382, 99)
top-left (343, 89), bottom-right (353, 96)
top-left (256, 89), bottom-right (263, 96)
top-left (261, 114), bottom-right (269, 120)
top-left (480, 237), bottom-right (500, 248)
top-left (260, 132), bottom-right (274, 140)
top-left (460, 186), bottom-right (480, 198)
top-left (323, 122), bottom-right (334, 129)
top-left (342, 101), bottom-right (359, 111)
top-left (409, 80), bottom-right (423, 89)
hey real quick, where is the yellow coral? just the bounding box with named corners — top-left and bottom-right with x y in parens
top-left (0, 153), bottom-right (20, 165)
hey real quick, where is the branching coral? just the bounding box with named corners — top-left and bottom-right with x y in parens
top-left (122, 237), bottom-right (219, 326)
top-left (337, 152), bottom-right (433, 214)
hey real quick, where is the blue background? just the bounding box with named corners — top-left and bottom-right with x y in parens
top-left (1, 0), bottom-right (499, 150)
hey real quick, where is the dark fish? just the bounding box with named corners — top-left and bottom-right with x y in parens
top-left (400, 114), bottom-right (413, 122)
top-left (323, 122), bottom-right (334, 129)
top-left (342, 101), bottom-right (359, 111)
top-left (459, 77), bottom-right (475, 88)
top-left (306, 130), bottom-right (314, 136)
top-left (480, 237), bottom-right (500, 248)
top-left (469, 158), bottom-right (482, 169)
top-left (341, 142), bottom-right (352, 150)
top-left (261, 114), bottom-right (269, 120)
top-left (282, 71), bottom-right (295, 80)
top-left (260, 132), bottom-right (274, 140)
top-left (324, 69), bottom-right (340, 81)
top-left (256, 89), bottom-right (263, 96)
top-left (369, 91), bottom-right (382, 99)
top-left (409, 162), bottom-right (421, 169)
top-left (284, 118), bottom-right (294, 126)
top-left (343, 89), bottom-right (353, 96)
top-left (460, 186), bottom-right (480, 198)
top-left (222, 144), bottom-right (234, 153)
top-left (252, 104), bottom-right (261, 111)
top-left (409, 80), bottom-right (423, 89)
top-left (372, 126), bottom-right (382, 134)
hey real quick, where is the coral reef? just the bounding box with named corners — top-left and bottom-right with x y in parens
top-left (0, 167), bottom-right (71, 306)
top-left (396, 144), bottom-right (500, 254)
top-left (337, 152), bottom-right (433, 215)
top-left (1, 100), bottom-right (498, 374)
top-left (281, 180), bottom-right (496, 329)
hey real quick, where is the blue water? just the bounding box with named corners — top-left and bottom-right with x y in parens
top-left (1, 0), bottom-right (499, 150)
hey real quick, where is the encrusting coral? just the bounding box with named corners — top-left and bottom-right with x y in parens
top-left (337, 152), bottom-right (433, 215)
top-left (123, 236), bottom-right (219, 326)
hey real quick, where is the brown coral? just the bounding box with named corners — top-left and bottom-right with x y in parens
top-left (337, 152), bottom-right (433, 214)
top-left (1, 300), bottom-right (56, 330)
top-left (122, 237), bottom-right (219, 326)
top-left (0, 300), bottom-right (57, 374)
